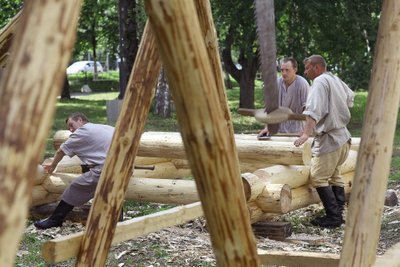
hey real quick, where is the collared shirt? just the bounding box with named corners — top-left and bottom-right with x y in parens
top-left (303, 72), bottom-right (354, 155)
top-left (60, 123), bottom-right (114, 166)
top-left (278, 75), bottom-right (310, 133)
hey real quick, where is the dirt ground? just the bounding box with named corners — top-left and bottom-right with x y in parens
top-left (23, 184), bottom-right (400, 267)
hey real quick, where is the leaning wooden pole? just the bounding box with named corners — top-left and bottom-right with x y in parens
top-left (145, 1), bottom-right (259, 266)
top-left (194, 0), bottom-right (234, 136)
top-left (0, 1), bottom-right (82, 266)
top-left (76, 22), bottom-right (161, 267)
top-left (0, 10), bottom-right (21, 67)
top-left (340, 1), bottom-right (400, 266)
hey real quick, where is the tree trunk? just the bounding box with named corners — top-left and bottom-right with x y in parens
top-left (61, 75), bottom-right (71, 99)
top-left (239, 73), bottom-right (255, 108)
top-left (153, 68), bottom-right (172, 117)
top-left (255, 0), bottom-right (280, 133)
top-left (118, 0), bottom-right (138, 99)
top-left (221, 27), bottom-right (258, 109)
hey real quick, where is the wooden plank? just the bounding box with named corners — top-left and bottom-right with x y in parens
top-left (76, 21), bottom-right (162, 266)
top-left (42, 202), bottom-right (203, 263)
top-left (340, 1), bottom-right (400, 266)
top-left (145, 0), bottom-right (259, 266)
top-left (258, 249), bottom-right (340, 267)
top-left (0, 2), bottom-right (81, 266)
top-left (373, 242), bottom-right (400, 267)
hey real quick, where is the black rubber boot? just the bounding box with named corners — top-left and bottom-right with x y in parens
top-left (311, 186), bottom-right (343, 228)
top-left (332, 186), bottom-right (345, 215)
top-left (34, 200), bottom-right (74, 229)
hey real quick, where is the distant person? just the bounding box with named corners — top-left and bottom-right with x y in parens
top-left (294, 55), bottom-right (354, 228)
top-left (34, 112), bottom-right (115, 229)
top-left (258, 57), bottom-right (309, 137)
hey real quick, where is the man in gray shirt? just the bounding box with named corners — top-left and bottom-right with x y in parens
top-left (259, 57), bottom-right (309, 137)
top-left (34, 112), bottom-right (114, 229)
top-left (294, 55), bottom-right (354, 228)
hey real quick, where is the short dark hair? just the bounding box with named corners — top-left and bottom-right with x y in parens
top-left (281, 57), bottom-right (298, 69)
top-left (66, 112), bottom-right (89, 124)
top-left (303, 55), bottom-right (327, 69)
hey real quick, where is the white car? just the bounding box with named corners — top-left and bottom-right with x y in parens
top-left (66, 61), bottom-right (104, 74)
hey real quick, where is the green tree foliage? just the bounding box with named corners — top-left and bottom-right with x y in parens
top-left (211, 0), bottom-right (381, 108)
top-left (0, 0), bottom-right (23, 28)
top-left (211, 0), bottom-right (259, 108)
top-left (73, 0), bottom-right (120, 65)
top-left (275, 0), bottom-right (382, 90)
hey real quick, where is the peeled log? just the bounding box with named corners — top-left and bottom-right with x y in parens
top-left (54, 130), bottom-right (311, 166)
top-left (247, 201), bottom-right (274, 224)
top-left (33, 173), bottom-right (293, 214)
top-left (50, 155), bottom-right (192, 179)
top-left (126, 178), bottom-right (199, 204)
top-left (31, 185), bottom-right (60, 206)
top-left (256, 184), bottom-right (291, 213)
top-left (242, 173), bottom-right (266, 201)
top-left (338, 150), bottom-right (357, 174)
top-left (253, 165), bottom-right (310, 189)
top-left (138, 136), bottom-right (311, 165)
top-left (34, 165), bottom-right (47, 186)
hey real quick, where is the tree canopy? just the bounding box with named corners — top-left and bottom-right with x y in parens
top-left (0, 0), bottom-right (382, 107)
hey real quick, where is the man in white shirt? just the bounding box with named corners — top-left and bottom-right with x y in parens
top-left (259, 57), bottom-right (309, 136)
top-left (34, 112), bottom-right (115, 229)
top-left (294, 55), bottom-right (354, 228)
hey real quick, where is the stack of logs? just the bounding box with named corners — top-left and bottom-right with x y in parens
top-left (32, 131), bottom-right (359, 224)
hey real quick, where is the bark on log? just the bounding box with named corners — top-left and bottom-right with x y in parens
top-left (0, 2), bottom-right (81, 266)
top-left (340, 2), bottom-right (400, 266)
top-left (76, 21), bottom-right (162, 267)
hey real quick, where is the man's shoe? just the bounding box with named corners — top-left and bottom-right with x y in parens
top-left (311, 215), bottom-right (343, 228)
top-left (312, 186), bottom-right (343, 228)
top-left (34, 200), bottom-right (73, 230)
top-left (34, 218), bottom-right (63, 229)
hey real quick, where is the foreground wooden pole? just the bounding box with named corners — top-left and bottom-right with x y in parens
top-left (0, 1), bottom-right (81, 266)
top-left (340, 1), bottom-right (400, 266)
top-left (76, 22), bottom-right (161, 266)
top-left (145, 1), bottom-right (259, 266)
